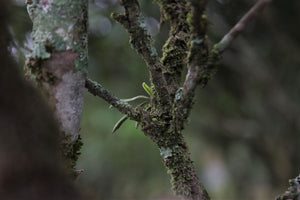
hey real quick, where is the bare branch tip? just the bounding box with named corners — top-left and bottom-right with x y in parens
top-left (217, 0), bottom-right (272, 52)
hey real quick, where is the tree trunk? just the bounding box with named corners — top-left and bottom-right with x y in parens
top-left (25, 0), bottom-right (88, 174)
top-left (153, 130), bottom-right (210, 200)
top-left (0, 2), bottom-right (84, 199)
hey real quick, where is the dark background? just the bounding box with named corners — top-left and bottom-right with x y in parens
top-left (10, 0), bottom-right (300, 199)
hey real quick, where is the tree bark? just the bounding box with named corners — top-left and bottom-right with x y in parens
top-left (25, 0), bottom-right (88, 174)
top-left (276, 174), bottom-right (300, 200)
top-left (0, 2), bottom-right (84, 199)
top-left (86, 0), bottom-right (272, 199)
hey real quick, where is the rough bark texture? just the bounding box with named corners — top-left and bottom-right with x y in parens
top-left (157, 0), bottom-right (191, 95)
top-left (93, 0), bottom-right (212, 199)
top-left (0, 2), bottom-right (84, 199)
top-left (276, 175), bottom-right (300, 200)
top-left (25, 0), bottom-right (88, 173)
top-left (86, 0), bottom-right (272, 199)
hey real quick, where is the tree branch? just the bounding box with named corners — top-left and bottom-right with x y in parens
top-left (179, 0), bottom-right (272, 111)
top-left (276, 174), bottom-right (300, 200)
top-left (157, 0), bottom-right (191, 95)
top-left (175, 0), bottom-right (210, 129)
top-left (183, 0), bottom-right (209, 94)
top-left (218, 0), bottom-right (272, 52)
top-left (167, 1), bottom-right (211, 199)
top-left (85, 78), bottom-right (142, 122)
top-left (111, 0), bottom-right (169, 102)
top-left (195, 0), bottom-right (272, 89)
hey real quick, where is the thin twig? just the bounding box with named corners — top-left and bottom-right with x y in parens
top-left (218, 0), bottom-right (272, 52)
top-left (181, 0), bottom-right (272, 101)
top-left (194, 0), bottom-right (272, 89)
top-left (85, 78), bottom-right (141, 122)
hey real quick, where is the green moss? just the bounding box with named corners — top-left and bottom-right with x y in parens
top-left (60, 133), bottom-right (83, 177)
top-left (210, 44), bottom-right (222, 63)
top-left (187, 12), bottom-right (193, 26)
top-left (194, 43), bottom-right (222, 88)
top-left (110, 0), bottom-right (210, 198)
top-left (162, 143), bottom-right (198, 197)
top-left (156, 0), bottom-right (190, 93)
top-left (156, 0), bottom-right (189, 26)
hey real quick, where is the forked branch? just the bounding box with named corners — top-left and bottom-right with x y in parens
top-left (84, 1), bottom-right (272, 200)
top-left (180, 0), bottom-right (272, 114)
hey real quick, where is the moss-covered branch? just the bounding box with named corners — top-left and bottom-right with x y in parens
top-left (89, 0), bottom-right (272, 199)
top-left (175, 0), bottom-right (209, 129)
top-left (136, 109), bottom-right (210, 200)
top-left (178, 0), bottom-right (272, 122)
top-left (85, 79), bottom-right (142, 122)
top-left (195, 0), bottom-right (272, 89)
top-left (157, 0), bottom-right (191, 95)
top-left (276, 174), bottom-right (300, 200)
top-left (111, 0), bottom-right (169, 103)
top-left (160, 135), bottom-right (210, 200)
top-left (107, 0), bottom-right (212, 199)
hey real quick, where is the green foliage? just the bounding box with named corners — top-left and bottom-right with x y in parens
top-left (112, 115), bottom-right (129, 133)
top-left (142, 82), bottom-right (154, 97)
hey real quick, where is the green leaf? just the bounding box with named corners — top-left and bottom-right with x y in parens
top-left (142, 82), bottom-right (153, 97)
top-left (112, 115), bottom-right (128, 134)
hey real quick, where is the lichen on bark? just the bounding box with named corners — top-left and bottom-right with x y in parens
top-left (91, 0), bottom-right (212, 199)
top-left (276, 175), bottom-right (300, 200)
top-left (86, 0), bottom-right (271, 199)
top-left (26, 0), bottom-right (88, 72)
top-left (25, 0), bottom-right (88, 173)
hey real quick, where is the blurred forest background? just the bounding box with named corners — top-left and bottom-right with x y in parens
top-left (10, 0), bottom-right (300, 199)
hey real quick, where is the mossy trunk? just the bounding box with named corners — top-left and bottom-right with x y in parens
top-left (25, 0), bottom-right (88, 175)
top-left (159, 133), bottom-right (210, 200)
top-left (139, 110), bottom-right (210, 200)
